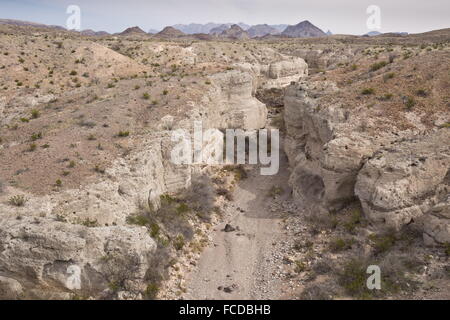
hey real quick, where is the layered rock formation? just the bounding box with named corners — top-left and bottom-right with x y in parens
top-left (284, 80), bottom-right (450, 245)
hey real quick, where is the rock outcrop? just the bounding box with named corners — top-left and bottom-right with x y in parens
top-left (284, 79), bottom-right (450, 245)
top-left (203, 70), bottom-right (267, 130)
top-left (0, 217), bottom-right (156, 299)
top-left (355, 130), bottom-right (450, 240)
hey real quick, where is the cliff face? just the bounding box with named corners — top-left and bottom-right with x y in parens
top-left (284, 80), bottom-right (450, 245)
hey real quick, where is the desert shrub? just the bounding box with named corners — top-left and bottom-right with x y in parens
top-left (370, 61), bottom-right (388, 72)
top-left (180, 174), bottom-right (215, 221)
top-left (268, 185), bottom-right (283, 198)
top-left (294, 260), bottom-right (307, 273)
top-left (380, 93), bottom-right (393, 101)
top-left (30, 109), bottom-right (40, 119)
top-left (77, 119), bottom-right (96, 128)
top-left (101, 253), bottom-right (142, 296)
top-left (369, 228), bottom-right (397, 255)
top-left (338, 257), bottom-right (372, 298)
top-left (144, 245), bottom-right (172, 300)
top-left (415, 89), bottom-right (428, 97)
top-left (8, 195), bottom-right (27, 207)
top-left (156, 195), bottom-right (194, 240)
top-left (69, 70), bottom-right (77, 76)
top-left (28, 143), bottom-right (37, 152)
top-left (404, 96), bottom-right (416, 110)
top-left (144, 283), bottom-right (159, 300)
top-left (444, 243), bottom-right (450, 256)
top-left (117, 131), bottom-right (130, 137)
top-left (173, 234), bottom-right (185, 251)
top-left (126, 214), bottom-right (150, 226)
top-left (343, 208), bottom-right (365, 233)
top-left (329, 237), bottom-right (355, 253)
top-left (383, 72), bottom-right (395, 82)
top-left (312, 260), bottom-right (333, 275)
top-left (223, 164), bottom-right (247, 181)
top-left (361, 88), bottom-right (375, 95)
top-left (301, 283), bottom-right (335, 300)
top-left (306, 210), bottom-right (339, 231)
top-left (31, 132), bottom-right (42, 141)
top-left (142, 92), bottom-right (150, 100)
top-left (216, 187), bottom-right (233, 201)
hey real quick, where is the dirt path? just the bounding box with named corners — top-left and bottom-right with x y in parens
top-left (184, 150), bottom-right (291, 300)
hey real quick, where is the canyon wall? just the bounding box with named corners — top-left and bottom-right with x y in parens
top-left (284, 80), bottom-right (450, 245)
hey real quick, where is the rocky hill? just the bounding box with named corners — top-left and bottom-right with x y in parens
top-left (119, 26), bottom-right (147, 35)
top-left (281, 20), bottom-right (326, 38)
top-left (156, 26), bottom-right (185, 38)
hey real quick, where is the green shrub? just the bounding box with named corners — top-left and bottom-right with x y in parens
top-left (144, 283), bottom-right (159, 300)
top-left (361, 88), bottom-right (375, 95)
top-left (117, 131), bottom-right (130, 137)
top-left (294, 260), bottom-right (307, 273)
top-left (8, 195), bottom-right (27, 207)
top-left (329, 237), bottom-right (354, 252)
top-left (173, 234), bottom-right (185, 251)
top-left (28, 143), bottom-right (37, 152)
top-left (405, 96), bottom-right (416, 110)
top-left (369, 230), bottom-right (397, 255)
top-left (31, 132), bottom-right (42, 141)
top-left (30, 109), bottom-right (40, 119)
top-left (370, 61), bottom-right (388, 72)
top-left (126, 214), bottom-right (150, 226)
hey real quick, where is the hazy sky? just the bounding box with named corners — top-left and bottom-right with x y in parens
top-left (1, 0), bottom-right (449, 34)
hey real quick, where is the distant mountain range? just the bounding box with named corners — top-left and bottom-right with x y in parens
top-left (172, 22), bottom-right (289, 35)
top-left (363, 31), bottom-right (409, 37)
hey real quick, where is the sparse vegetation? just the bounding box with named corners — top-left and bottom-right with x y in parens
top-left (8, 195), bottom-right (27, 207)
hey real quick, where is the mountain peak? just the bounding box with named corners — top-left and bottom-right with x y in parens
top-left (281, 20), bottom-right (326, 38)
top-left (120, 26), bottom-right (146, 35)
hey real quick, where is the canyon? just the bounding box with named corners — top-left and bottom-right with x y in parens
top-left (0, 22), bottom-right (449, 300)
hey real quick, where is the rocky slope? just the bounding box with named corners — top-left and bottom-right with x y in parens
top-left (283, 47), bottom-right (450, 246)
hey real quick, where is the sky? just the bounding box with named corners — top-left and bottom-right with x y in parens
top-left (1, 0), bottom-right (449, 34)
